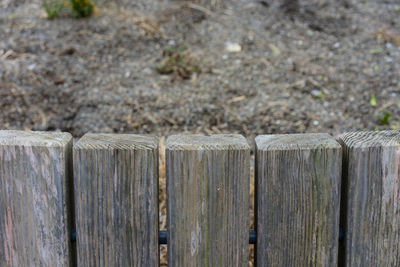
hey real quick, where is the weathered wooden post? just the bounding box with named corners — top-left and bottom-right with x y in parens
top-left (73, 134), bottom-right (159, 266)
top-left (0, 130), bottom-right (73, 266)
top-left (255, 133), bottom-right (342, 266)
top-left (166, 134), bottom-right (250, 267)
top-left (339, 131), bottom-right (400, 266)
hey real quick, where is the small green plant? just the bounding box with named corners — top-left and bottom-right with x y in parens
top-left (42, 0), bottom-right (96, 19)
top-left (42, 0), bottom-right (67, 19)
top-left (390, 122), bottom-right (399, 130)
top-left (156, 45), bottom-right (201, 79)
top-left (70, 0), bottom-right (96, 17)
top-left (378, 111), bottom-right (392, 126)
top-left (311, 90), bottom-right (325, 100)
top-left (369, 95), bottom-right (376, 107)
top-left (369, 48), bottom-right (382, 54)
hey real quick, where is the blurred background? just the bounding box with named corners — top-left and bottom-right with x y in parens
top-left (1, 0), bottom-right (399, 265)
top-left (1, 0), bottom-right (399, 140)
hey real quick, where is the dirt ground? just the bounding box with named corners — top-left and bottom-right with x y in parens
top-left (1, 0), bottom-right (399, 265)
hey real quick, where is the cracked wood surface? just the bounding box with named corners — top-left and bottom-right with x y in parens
top-left (166, 134), bottom-right (250, 267)
top-left (256, 133), bottom-right (342, 267)
top-left (0, 130), bottom-right (73, 267)
top-left (339, 131), bottom-right (400, 266)
top-left (73, 134), bottom-right (159, 267)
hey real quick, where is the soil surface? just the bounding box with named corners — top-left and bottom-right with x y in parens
top-left (1, 0), bottom-right (399, 140)
top-left (1, 0), bottom-right (399, 266)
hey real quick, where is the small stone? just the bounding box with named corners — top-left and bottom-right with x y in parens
top-left (313, 120), bottom-right (319, 126)
top-left (269, 44), bottom-right (281, 56)
top-left (225, 42), bottom-right (241, 53)
top-left (311, 90), bottom-right (324, 99)
top-left (27, 64), bottom-right (36, 71)
top-left (311, 89), bottom-right (320, 96)
top-left (142, 68), bottom-right (152, 75)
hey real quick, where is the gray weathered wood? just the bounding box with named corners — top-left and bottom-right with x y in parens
top-left (73, 134), bottom-right (159, 267)
top-left (339, 130), bottom-right (400, 266)
top-left (255, 133), bottom-right (342, 267)
top-left (166, 134), bottom-right (250, 267)
top-left (0, 130), bottom-right (73, 267)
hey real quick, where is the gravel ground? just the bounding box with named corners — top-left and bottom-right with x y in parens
top-left (1, 0), bottom-right (399, 139)
top-left (1, 0), bottom-right (399, 265)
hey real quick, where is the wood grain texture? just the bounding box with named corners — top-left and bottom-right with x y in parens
top-left (73, 134), bottom-right (159, 267)
top-left (0, 130), bottom-right (73, 267)
top-left (166, 134), bottom-right (250, 267)
top-left (339, 131), bottom-right (400, 266)
top-left (255, 133), bottom-right (342, 267)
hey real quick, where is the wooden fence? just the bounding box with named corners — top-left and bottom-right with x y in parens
top-left (0, 130), bottom-right (399, 266)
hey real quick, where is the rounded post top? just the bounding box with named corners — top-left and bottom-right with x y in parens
top-left (339, 130), bottom-right (400, 148)
top-left (255, 133), bottom-right (341, 151)
top-left (166, 134), bottom-right (249, 150)
top-left (74, 133), bottom-right (158, 150)
top-left (0, 130), bottom-right (72, 147)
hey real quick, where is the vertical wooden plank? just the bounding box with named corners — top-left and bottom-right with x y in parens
top-left (73, 134), bottom-right (159, 267)
top-left (255, 133), bottom-right (342, 267)
top-left (166, 134), bottom-right (250, 267)
top-left (0, 130), bottom-right (73, 267)
top-left (339, 131), bottom-right (400, 266)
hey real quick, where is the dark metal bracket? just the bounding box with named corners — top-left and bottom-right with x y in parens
top-left (72, 228), bottom-right (343, 245)
top-left (158, 230), bottom-right (256, 245)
